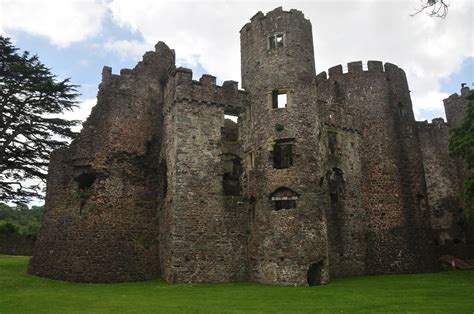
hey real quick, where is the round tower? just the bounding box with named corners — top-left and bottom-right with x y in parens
top-left (318, 61), bottom-right (436, 275)
top-left (240, 7), bottom-right (329, 286)
top-left (240, 7), bottom-right (316, 92)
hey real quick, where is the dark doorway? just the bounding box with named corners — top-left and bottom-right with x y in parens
top-left (307, 262), bottom-right (322, 286)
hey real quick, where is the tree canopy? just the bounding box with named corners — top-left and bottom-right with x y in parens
top-left (0, 36), bottom-right (80, 203)
top-left (412, 0), bottom-right (449, 18)
top-left (449, 90), bottom-right (474, 223)
top-left (0, 202), bottom-right (43, 236)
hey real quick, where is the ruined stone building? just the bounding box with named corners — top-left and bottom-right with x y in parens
top-left (29, 7), bottom-right (470, 285)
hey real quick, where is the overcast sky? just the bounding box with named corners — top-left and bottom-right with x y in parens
top-left (1, 0), bottom-right (473, 122)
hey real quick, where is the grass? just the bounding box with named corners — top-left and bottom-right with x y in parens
top-left (0, 255), bottom-right (473, 313)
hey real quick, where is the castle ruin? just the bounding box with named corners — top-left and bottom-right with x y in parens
top-left (29, 7), bottom-right (470, 285)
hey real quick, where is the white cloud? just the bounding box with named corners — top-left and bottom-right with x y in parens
top-left (0, 0), bottom-right (106, 47)
top-left (103, 39), bottom-right (151, 59)
top-left (2, 0), bottom-right (470, 120)
top-left (104, 0), bottom-right (473, 121)
top-left (70, 98), bottom-right (97, 131)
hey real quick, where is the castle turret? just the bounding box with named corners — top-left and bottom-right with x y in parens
top-left (240, 7), bottom-right (329, 285)
top-left (317, 61), bottom-right (437, 275)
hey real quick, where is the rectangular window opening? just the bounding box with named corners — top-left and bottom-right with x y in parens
top-left (273, 140), bottom-right (293, 169)
top-left (276, 34), bottom-right (284, 47)
top-left (269, 34), bottom-right (284, 49)
top-left (269, 36), bottom-right (276, 49)
top-left (274, 200), bottom-right (296, 211)
top-left (224, 114), bottom-right (238, 123)
top-left (272, 90), bottom-right (288, 109)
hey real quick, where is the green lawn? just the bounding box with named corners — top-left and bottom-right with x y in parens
top-left (1, 255), bottom-right (473, 313)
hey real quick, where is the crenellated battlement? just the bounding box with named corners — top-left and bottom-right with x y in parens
top-left (416, 118), bottom-right (449, 130)
top-left (168, 67), bottom-right (246, 113)
top-left (240, 6), bottom-right (306, 33)
top-left (317, 61), bottom-right (407, 81)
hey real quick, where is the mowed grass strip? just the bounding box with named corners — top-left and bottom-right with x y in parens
top-left (0, 255), bottom-right (473, 313)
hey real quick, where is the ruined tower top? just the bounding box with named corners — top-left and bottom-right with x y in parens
top-left (240, 7), bottom-right (316, 91)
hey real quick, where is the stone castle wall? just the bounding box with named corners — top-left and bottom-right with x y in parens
top-left (29, 43), bottom-right (175, 282)
top-left (317, 61), bottom-right (436, 275)
top-left (160, 68), bottom-right (249, 283)
top-left (29, 7), bottom-right (463, 285)
top-left (0, 234), bottom-right (36, 256)
top-left (417, 118), bottom-right (465, 245)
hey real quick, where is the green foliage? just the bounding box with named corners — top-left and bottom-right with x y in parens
top-left (0, 36), bottom-right (80, 203)
top-left (449, 91), bottom-right (474, 224)
top-left (72, 189), bottom-right (93, 202)
top-left (275, 123), bottom-right (285, 132)
top-left (1, 255), bottom-right (474, 313)
top-left (0, 203), bottom-right (43, 236)
top-left (0, 220), bottom-right (20, 234)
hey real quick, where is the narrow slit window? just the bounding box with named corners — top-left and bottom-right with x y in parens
top-left (269, 36), bottom-right (276, 49)
top-left (328, 131), bottom-right (337, 156)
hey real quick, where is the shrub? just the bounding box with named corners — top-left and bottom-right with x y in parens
top-left (0, 220), bottom-right (20, 235)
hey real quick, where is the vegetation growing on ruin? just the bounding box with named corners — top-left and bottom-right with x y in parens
top-left (1, 255), bottom-right (473, 313)
top-left (449, 91), bottom-right (474, 224)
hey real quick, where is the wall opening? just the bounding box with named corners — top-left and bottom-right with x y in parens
top-left (270, 187), bottom-right (299, 211)
top-left (74, 172), bottom-right (96, 215)
top-left (272, 90), bottom-right (288, 109)
top-left (307, 261), bottom-right (323, 286)
top-left (327, 168), bottom-right (345, 205)
top-left (221, 116), bottom-right (239, 142)
top-left (222, 154), bottom-right (242, 196)
top-left (158, 161), bottom-right (168, 199)
top-left (273, 139), bottom-right (294, 169)
top-left (274, 200), bottom-right (297, 210)
top-left (224, 114), bottom-right (238, 123)
top-left (268, 33), bottom-right (284, 49)
top-left (398, 102), bottom-right (407, 118)
top-left (75, 173), bottom-right (96, 190)
top-left (417, 193), bottom-right (426, 213)
top-left (247, 151), bottom-right (255, 170)
top-left (328, 131), bottom-right (337, 156)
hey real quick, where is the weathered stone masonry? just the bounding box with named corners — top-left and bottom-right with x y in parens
top-left (30, 7), bottom-right (467, 285)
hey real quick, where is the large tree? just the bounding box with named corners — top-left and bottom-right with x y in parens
top-left (0, 36), bottom-right (79, 203)
top-left (449, 90), bottom-right (474, 224)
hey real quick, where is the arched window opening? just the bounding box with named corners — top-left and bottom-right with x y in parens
top-left (270, 187), bottom-right (299, 211)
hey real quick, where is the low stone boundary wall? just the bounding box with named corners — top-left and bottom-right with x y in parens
top-left (0, 234), bottom-right (36, 256)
